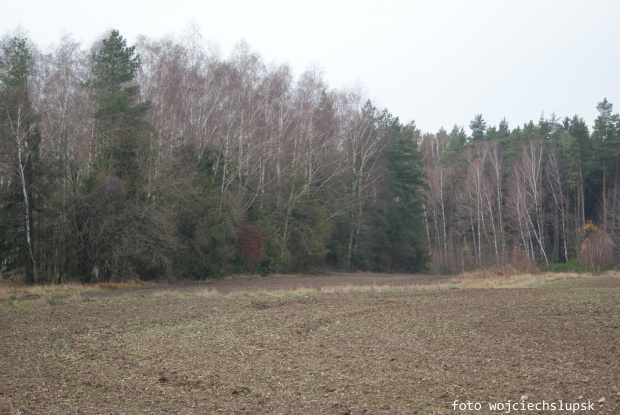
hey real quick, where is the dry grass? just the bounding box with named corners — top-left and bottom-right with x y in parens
top-left (66, 292), bottom-right (92, 303)
top-left (97, 280), bottom-right (151, 290)
top-left (151, 290), bottom-right (189, 299)
top-left (446, 271), bottom-right (587, 289)
top-left (218, 283), bottom-right (437, 299)
top-left (0, 281), bottom-right (89, 299)
top-left (2, 271), bottom-right (610, 309)
top-left (195, 287), bottom-right (220, 298)
top-left (219, 273), bottom-right (303, 281)
top-left (0, 278), bottom-right (153, 300)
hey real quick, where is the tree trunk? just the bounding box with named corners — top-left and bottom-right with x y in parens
top-left (18, 143), bottom-right (36, 284)
top-left (602, 157), bottom-right (607, 229)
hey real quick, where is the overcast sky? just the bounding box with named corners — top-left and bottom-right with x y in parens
top-left (3, 0), bottom-right (619, 134)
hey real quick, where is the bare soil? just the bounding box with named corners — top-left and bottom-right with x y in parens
top-left (1, 274), bottom-right (618, 414)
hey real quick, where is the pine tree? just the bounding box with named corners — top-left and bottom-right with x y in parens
top-left (384, 121), bottom-right (429, 272)
top-left (470, 114), bottom-right (487, 142)
top-left (566, 116), bottom-right (592, 236)
top-left (441, 124), bottom-right (467, 164)
top-left (74, 30), bottom-right (170, 282)
top-left (89, 29), bottom-right (151, 191)
top-left (592, 99), bottom-right (619, 228)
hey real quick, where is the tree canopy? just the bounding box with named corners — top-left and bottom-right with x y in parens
top-left (1, 28), bottom-right (618, 282)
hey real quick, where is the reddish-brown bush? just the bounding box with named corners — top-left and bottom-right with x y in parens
top-left (236, 220), bottom-right (266, 268)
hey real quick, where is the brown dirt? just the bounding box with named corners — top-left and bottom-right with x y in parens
top-left (1, 275), bottom-right (618, 414)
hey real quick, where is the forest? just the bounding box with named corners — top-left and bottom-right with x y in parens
top-left (0, 29), bottom-right (618, 284)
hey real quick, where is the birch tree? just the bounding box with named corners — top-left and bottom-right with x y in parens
top-left (0, 36), bottom-right (39, 283)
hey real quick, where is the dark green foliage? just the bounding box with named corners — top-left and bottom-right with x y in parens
top-left (275, 177), bottom-right (332, 273)
top-left (0, 36), bottom-right (41, 283)
top-left (89, 30), bottom-right (151, 187)
top-left (565, 116), bottom-right (591, 190)
top-left (376, 122), bottom-right (430, 272)
top-left (591, 99), bottom-right (619, 211)
top-left (441, 125), bottom-right (468, 164)
top-left (0, 37), bottom-right (32, 88)
top-left (469, 114), bottom-right (486, 142)
top-left (0, 192), bottom-right (23, 271)
top-left (544, 259), bottom-right (585, 273)
top-left (288, 199), bottom-right (331, 271)
top-left (68, 30), bottom-right (172, 281)
top-left (91, 30), bottom-right (140, 92)
top-left (75, 190), bottom-right (179, 281)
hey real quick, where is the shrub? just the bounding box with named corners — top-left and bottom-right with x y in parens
top-left (544, 258), bottom-right (585, 273)
top-left (578, 224), bottom-right (614, 274)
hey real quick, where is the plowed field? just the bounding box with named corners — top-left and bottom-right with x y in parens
top-left (1, 274), bottom-right (618, 414)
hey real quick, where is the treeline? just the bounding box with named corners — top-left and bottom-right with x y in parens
top-left (421, 107), bottom-right (620, 273)
top-left (0, 30), bottom-right (428, 283)
top-left (3, 29), bottom-right (617, 284)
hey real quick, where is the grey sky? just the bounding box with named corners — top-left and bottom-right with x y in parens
top-left (3, 0), bottom-right (619, 134)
